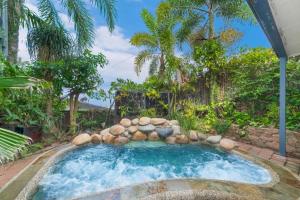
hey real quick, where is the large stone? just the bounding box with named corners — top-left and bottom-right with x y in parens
top-left (189, 130), bottom-right (198, 141)
top-left (207, 135), bottom-right (222, 144)
top-left (150, 118), bottom-right (167, 126)
top-left (114, 136), bottom-right (129, 145)
top-left (169, 120), bottom-right (179, 126)
top-left (220, 138), bottom-right (236, 151)
top-left (138, 124), bottom-right (156, 133)
top-left (102, 132), bottom-right (116, 144)
top-left (91, 134), bottom-right (102, 144)
top-left (120, 118), bottom-right (131, 127)
top-left (100, 128), bottom-right (110, 135)
top-left (128, 126), bottom-right (138, 134)
top-left (139, 117), bottom-right (151, 125)
top-left (132, 118), bottom-right (139, 125)
top-left (110, 125), bottom-right (126, 136)
top-left (122, 131), bottom-right (132, 139)
top-left (176, 134), bottom-right (189, 144)
top-left (172, 125), bottom-right (181, 135)
top-left (72, 133), bottom-right (91, 146)
top-left (156, 127), bottom-right (174, 138)
top-left (132, 131), bottom-right (147, 141)
top-left (197, 132), bottom-right (207, 141)
top-left (148, 131), bottom-right (160, 141)
top-left (165, 136), bottom-right (176, 144)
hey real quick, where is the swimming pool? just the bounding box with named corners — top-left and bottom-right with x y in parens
top-left (33, 142), bottom-right (272, 200)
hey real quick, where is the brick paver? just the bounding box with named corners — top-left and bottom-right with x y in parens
top-left (234, 140), bottom-right (300, 175)
top-left (0, 154), bottom-right (38, 188)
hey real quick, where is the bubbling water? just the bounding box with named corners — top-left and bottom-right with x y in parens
top-left (33, 142), bottom-right (272, 200)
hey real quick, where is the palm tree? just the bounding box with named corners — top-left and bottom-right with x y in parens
top-left (168, 0), bottom-right (254, 104)
top-left (130, 2), bottom-right (177, 76)
top-left (169, 0), bottom-right (253, 45)
top-left (1, 0), bottom-right (116, 63)
top-left (26, 24), bottom-right (73, 119)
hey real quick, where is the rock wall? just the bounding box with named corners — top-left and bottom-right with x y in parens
top-left (227, 125), bottom-right (300, 158)
top-left (72, 117), bottom-right (236, 151)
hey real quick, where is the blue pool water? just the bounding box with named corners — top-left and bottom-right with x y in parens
top-left (33, 142), bottom-right (272, 200)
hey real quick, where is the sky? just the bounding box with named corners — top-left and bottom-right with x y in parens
top-left (20, 0), bottom-right (271, 107)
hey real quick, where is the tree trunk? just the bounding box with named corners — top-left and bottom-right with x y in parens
top-left (208, 3), bottom-right (215, 40)
top-left (7, 0), bottom-right (22, 63)
top-left (46, 90), bottom-right (53, 117)
top-left (69, 93), bottom-right (80, 135)
top-left (159, 53), bottom-right (165, 76)
top-left (69, 93), bottom-right (75, 134)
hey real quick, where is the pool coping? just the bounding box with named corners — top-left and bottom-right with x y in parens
top-left (14, 142), bottom-right (286, 200)
top-left (15, 144), bottom-right (77, 200)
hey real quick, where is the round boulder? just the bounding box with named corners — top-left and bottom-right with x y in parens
top-left (102, 132), bottom-right (116, 144)
top-left (150, 118), bottom-right (167, 126)
top-left (156, 127), bottom-right (173, 138)
top-left (176, 134), bottom-right (189, 144)
top-left (114, 136), bottom-right (129, 145)
top-left (122, 131), bottom-right (131, 138)
top-left (128, 126), bottom-right (138, 134)
top-left (169, 120), bottom-right (179, 126)
top-left (138, 124), bottom-right (156, 133)
top-left (172, 125), bottom-right (181, 135)
top-left (165, 136), bottom-right (176, 144)
top-left (197, 132), bottom-right (207, 141)
top-left (220, 138), bottom-right (236, 151)
top-left (139, 117), bottom-right (151, 125)
top-left (132, 118), bottom-right (139, 125)
top-left (100, 128), bottom-right (110, 135)
top-left (120, 118), bottom-right (131, 127)
top-left (189, 130), bottom-right (198, 141)
top-left (132, 131), bottom-right (147, 141)
top-left (206, 135), bottom-right (222, 144)
top-left (91, 134), bottom-right (102, 144)
top-left (148, 131), bottom-right (160, 141)
top-left (72, 133), bottom-right (91, 146)
top-left (110, 125), bottom-right (125, 136)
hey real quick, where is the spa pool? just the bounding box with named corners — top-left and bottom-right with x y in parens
top-left (33, 142), bottom-right (272, 200)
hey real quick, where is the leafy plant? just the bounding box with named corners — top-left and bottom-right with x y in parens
top-left (213, 119), bottom-right (231, 135)
top-left (139, 108), bottom-right (157, 118)
top-left (232, 111), bottom-right (251, 128)
top-left (0, 128), bottom-right (32, 164)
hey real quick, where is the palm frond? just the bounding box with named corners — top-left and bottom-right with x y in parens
top-left (141, 9), bottom-right (157, 35)
top-left (27, 24), bottom-right (73, 61)
top-left (62, 0), bottom-right (94, 49)
top-left (0, 128), bottom-right (32, 165)
top-left (0, 76), bottom-right (41, 89)
top-left (176, 13), bottom-right (202, 45)
top-left (20, 6), bottom-right (45, 28)
top-left (130, 32), bottom-right (157, 48)
top-left (149, 56), bottom-right (159, 75)
top-left (134, 50), bottom-right (154, 76)
top-left (37, 0), bottom-right (62, 26)
top-left (90, 0), bottom-right (116, 31)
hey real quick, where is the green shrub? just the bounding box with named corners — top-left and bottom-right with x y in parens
top-left (171, 111), bottom-right (198, 132)
top-left (213, 119), bottom-right (231, 135)
top-left (232, 111), bottom-right (251, 128)
top-left (139, 108), bottom-right (157, 118)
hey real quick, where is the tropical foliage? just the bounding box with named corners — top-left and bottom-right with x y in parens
top-left (0, 128), bottom-right (32, 164)
top-left (130, 2), bottom-right (177, 76)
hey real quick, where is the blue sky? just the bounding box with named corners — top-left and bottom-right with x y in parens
top-left (21, 0), bottom-right (271, 107)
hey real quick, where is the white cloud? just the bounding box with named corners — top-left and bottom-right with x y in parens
top-left (59, 13), bottom-right (74, 31)
top-left (92, 26), bottom-right (148, 84)
top-left (17, 0), bottom-right (150, 106)
top-left (18, 28), bottom-right (30, 62)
